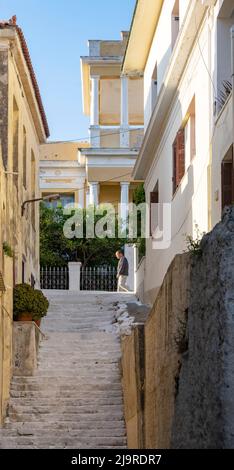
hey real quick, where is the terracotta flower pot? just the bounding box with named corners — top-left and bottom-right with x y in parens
top-left (18, 312), bottom-right (33, 322)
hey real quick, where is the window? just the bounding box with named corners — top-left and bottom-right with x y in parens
top-left (221, 147), bottom-right (234, 211)
top-left (151, 63), bottom-right (158, 112)
top-left (184, 97), bottom-right (196, 170)
top-left (171, 0), bottom-right (180, 50)
top-left (43, 193), bottom-right (75, 208)
top-left (173, 97), bottom-right (196, 194)
top-left (23, 126), bottom-right (27, 189)
top-left (22, 261), bottom-right (25, 283)
top-left (150, 181), bottom-right (159, 237)
top-left (173, 129), bottom-right (185, 195)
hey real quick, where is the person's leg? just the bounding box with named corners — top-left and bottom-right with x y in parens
top-left (118, 275), bottom-right (129, 292)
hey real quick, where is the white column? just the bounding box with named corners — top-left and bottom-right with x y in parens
top-left (78, 185), bottom-right (85, 209)
top-left (120, 75), bottom-right (129, 147)
top-left (89, 126), bottom-right (100, 148)
top-left (124, 243), bottom-right (137, 292)
top-left (90, 76), bottom-right (99, 126)
top-left (89, 182), bottom-right (99, 206)
top-left (86, 188), bottom-right (90, 208)
top-left (68, 262), bottom-right (82, 291)
top-left (120, 182), bottom-right (129, 227)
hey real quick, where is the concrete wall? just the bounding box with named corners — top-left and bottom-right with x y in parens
top-left (144, 253), bottom-right (191, 448)
top-left (135, 256), bottom-right (145, 303)
top-left (121, 325), bottom-right (145, 449)
top-left (0, 255), bottom-right (13, 425)
top-left (122, 207), bottom-right (234, 449)
top-left (121, 253), bottom-right (191, 448)
top-left (172, 206), bottom-right (234, 449)
top-left (12, 323), bottom-right (41, 377)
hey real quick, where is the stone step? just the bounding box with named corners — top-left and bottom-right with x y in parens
top-left (9, 397), bottom-right (123, 406)
top-left (0, 436), bottom-right (127, 448)
top-left (0, 428), bottom-right (126, 439)
top-left (12, 371), bottom-right (120, 380)
top-left (7, 412), bottom-right (125, 422)
top-left (10, 390), bottom-right (123, 399)
top-left (3, 420), bottom-right (126, 431)
top-left (10, 382), bottom-right (122, 391)
top-left (9, 404), bottom-right (123, 414)
top-left (2, 292), bottom-right (132, 449)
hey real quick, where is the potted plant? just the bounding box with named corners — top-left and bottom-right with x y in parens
top-left (13, 283), bottom-right (49, 327)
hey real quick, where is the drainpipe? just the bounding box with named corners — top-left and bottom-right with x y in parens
top-left (231, 26), bottom-right (234, 150)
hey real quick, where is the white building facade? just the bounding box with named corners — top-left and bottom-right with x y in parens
top-left (123, 0), bottom-right (234, 303)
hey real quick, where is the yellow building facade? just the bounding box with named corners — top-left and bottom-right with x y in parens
top-left (40, 32), bottom-right (144, 215)
top-left (0, 17), bottom-right (49, 423)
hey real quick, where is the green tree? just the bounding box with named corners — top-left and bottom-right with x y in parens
top-left (40, 204), bottom-right (129, 267)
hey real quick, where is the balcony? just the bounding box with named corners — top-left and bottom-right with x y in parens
top-left (89, 126), bottom-right (144, 150)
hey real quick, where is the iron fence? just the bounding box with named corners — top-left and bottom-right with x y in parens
top-left (40, 266), bottom-right (69, 290)
top-left (80, 266), bottom-right (117, 291)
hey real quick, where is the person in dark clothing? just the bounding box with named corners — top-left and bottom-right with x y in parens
top-left (115, 249), bottom-right (129, 292)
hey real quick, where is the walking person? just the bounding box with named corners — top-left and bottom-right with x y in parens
top-left (116, 249), bottom-right (129, 292)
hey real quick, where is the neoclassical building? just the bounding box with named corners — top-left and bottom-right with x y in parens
top-left (40, 32), bottom-right (144, 217)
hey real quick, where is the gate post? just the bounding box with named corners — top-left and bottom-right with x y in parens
top-left (68, 262), bottom-right (82, 291)
top-left (124, 244), bottom-right (137, 292)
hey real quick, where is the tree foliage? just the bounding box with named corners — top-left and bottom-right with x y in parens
top-left (40, 204), bottom-right (129, 267)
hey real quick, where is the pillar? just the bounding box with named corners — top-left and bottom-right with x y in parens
top-left (89, 182), bottom-right (99, 206)
top-left (120, 75), bottom-right (129, 147)
top-left (68, 262), bottom-right (82, 291)
top-left (90, 76), bottom-right (99, 126)
top-left (120, 182), bottom-right (129, 227)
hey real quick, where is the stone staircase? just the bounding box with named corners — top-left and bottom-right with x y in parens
top-left (0, 291), bottom-right (135, 449)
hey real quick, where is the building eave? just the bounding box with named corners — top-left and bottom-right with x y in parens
top-left (0, 23), bottom-right (49, 141)
top-left (80, 148), bottom-right (139, 157)
top-left (122, 0), bottom-right (164, 74)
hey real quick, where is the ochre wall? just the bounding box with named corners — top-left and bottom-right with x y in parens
top-left (40, 141), bottom-right (89, 161)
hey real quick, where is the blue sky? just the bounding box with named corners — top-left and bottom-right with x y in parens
top-left (0, 0), bottom-right (136, 141)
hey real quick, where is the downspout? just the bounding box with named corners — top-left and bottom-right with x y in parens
top-left (231, 26), bottom-right (234, 152)
top-left (207, 7), bottom-right (213, 230)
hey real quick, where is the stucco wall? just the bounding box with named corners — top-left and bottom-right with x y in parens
top-left (0, 49), bottom-right (8, 169)
top-left (0, 255), bottom-right (13, 425)
top-left (211, 94), bottom-right (233, 227)
top-left (172, 206), bottom-right (234, 449)
top-left (144, 13), bottom-right (211, 298)
top-left (121, 253), bottom-right (191, 448)
top-left (144, 253), bottom-right (191, 448)
top-left (121, 325), bottom-right (145, 449)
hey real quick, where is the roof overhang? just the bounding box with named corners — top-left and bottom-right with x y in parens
top-left (0, 25), bottom-right (49, 141)
top-left (122, 0), bottom-right (164, 74)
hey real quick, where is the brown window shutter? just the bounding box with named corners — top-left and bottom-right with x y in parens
top-left (173, 139), bottom-right (177, 194)
top-left (172, 128), bottom-right (185, 195)
top-left (150, 190), bottom-right (159, 236)
top-left (177, 128), bottom-right (185, 185)
top-left (221, 160), bottom-right (233, 210)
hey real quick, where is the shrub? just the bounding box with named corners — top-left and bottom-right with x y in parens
top-left (3, 242), bottom-right (14, 258)
top-left (13, 283), bottom-right (49, 320)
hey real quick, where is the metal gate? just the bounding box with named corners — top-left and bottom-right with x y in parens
top-left (40, 266), bottom-right (69, 290)
top-left (80, 266), bottom-right (117, 291)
